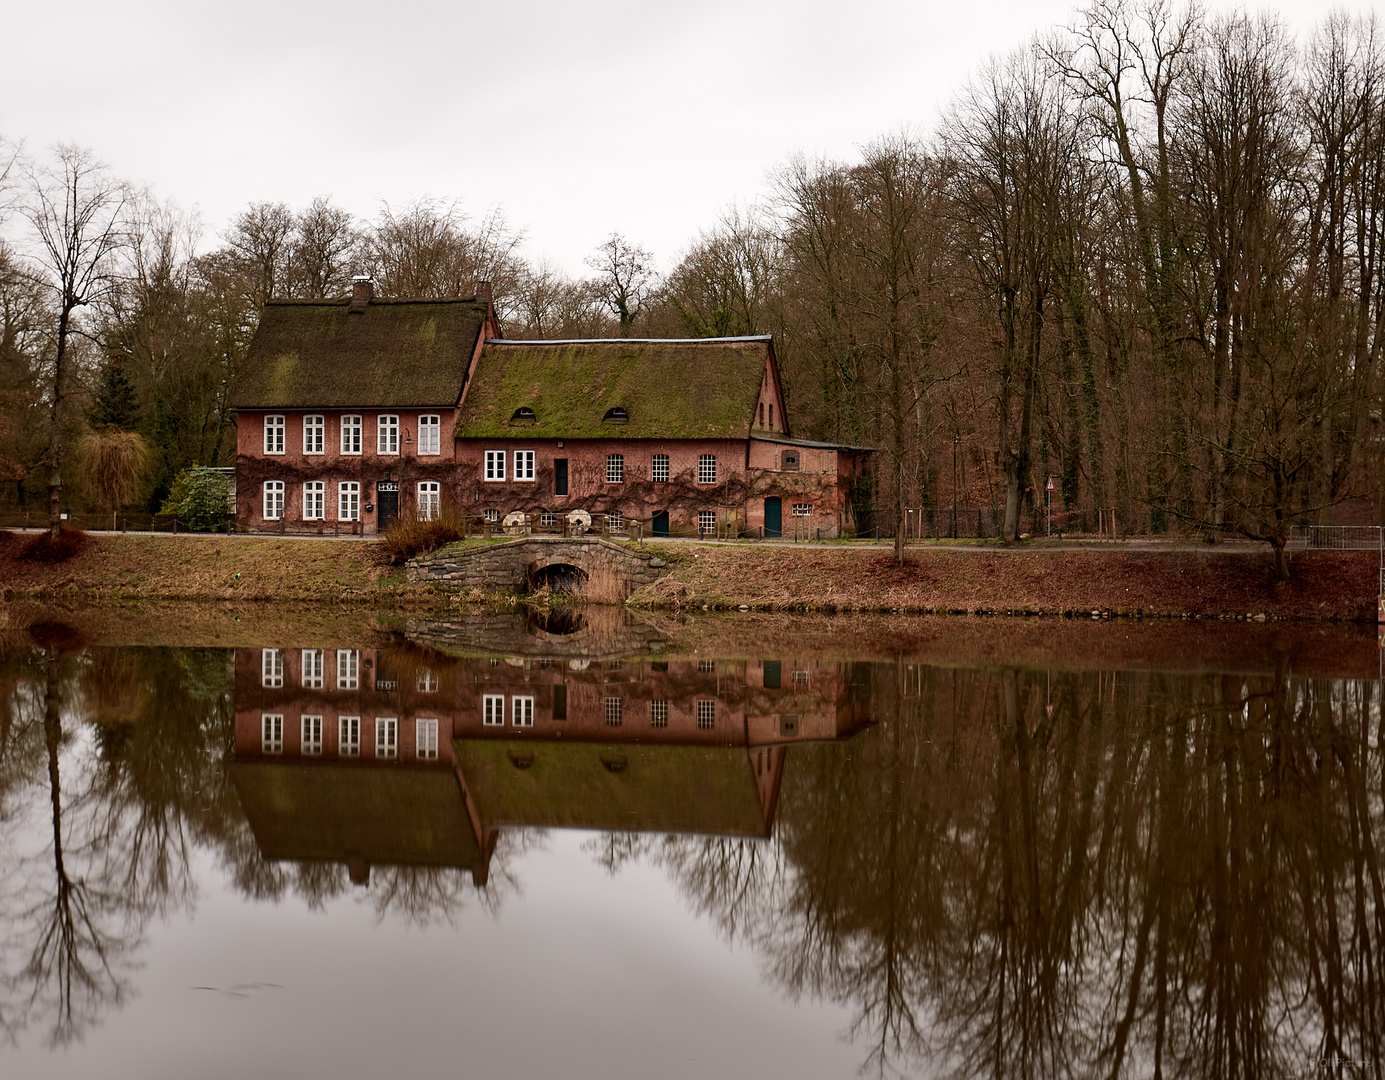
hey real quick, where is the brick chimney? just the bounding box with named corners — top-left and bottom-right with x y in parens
top-left (349, 275), bottom-right (374, 313)
top-left (475, 280), bottom-right (492, 307)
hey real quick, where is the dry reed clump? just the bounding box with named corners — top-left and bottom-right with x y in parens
top-left (580, 562), bottom-right (628, 605)
top-left (18, 527), bottom-right (90, 564)
top-left (379, 513), bottom-right (467, 565)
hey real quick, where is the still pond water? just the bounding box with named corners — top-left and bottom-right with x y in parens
top-left (1, 611), bottom-right (1383, 1079)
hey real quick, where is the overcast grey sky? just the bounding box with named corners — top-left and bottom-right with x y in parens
top-left (0, 0), bottom-right (1358, 276)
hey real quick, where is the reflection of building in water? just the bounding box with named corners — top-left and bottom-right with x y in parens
top-left (231, 647), bottom-right (871, 883)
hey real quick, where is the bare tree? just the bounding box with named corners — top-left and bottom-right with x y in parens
top-left (21, 145), bottom-right (128, 538)
top-left (585, 232), bottom-right (658, 335)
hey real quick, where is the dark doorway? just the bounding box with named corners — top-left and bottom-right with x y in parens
top-left (763, 660), bottom-right (781, 688)
top-left (764, 497), bottom-right (782, 538)
top-left (377, 481), bottom-right (399, 531)
top-left (530, 562), bottom-right (587, 592)
top-left (652, 510), bottom-right (669, 536)
top-left (554, 459), bottom-right (568, 497)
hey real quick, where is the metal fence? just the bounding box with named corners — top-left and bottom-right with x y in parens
top-left (1286, 525), bottom-right (1384, 552)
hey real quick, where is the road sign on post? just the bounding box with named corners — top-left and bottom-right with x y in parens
top-left (1045, 476), bottom-right (1055, 535)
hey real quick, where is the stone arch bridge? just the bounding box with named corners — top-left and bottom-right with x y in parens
top-left (406, 536), bottom-right (668, 596)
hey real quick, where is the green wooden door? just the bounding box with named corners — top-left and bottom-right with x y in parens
top-left (764, 497), bottom-right (782, 538)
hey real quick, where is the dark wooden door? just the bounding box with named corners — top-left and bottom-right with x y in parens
top-left (554, 458), bottom-right (568, 497)
top-left (652, 510), bottom-right (669, 536)
top-left (764, 497), bottom-right (782, 538)
top-left (377, 481), bottom-right (399, 531)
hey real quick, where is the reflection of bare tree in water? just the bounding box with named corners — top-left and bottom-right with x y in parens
top-left (639, 662), bottom-right (1385, 1080)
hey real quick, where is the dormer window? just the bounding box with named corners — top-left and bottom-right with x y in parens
top-left (603, 407), bottom-right (629, 423)
top-left (511, 407), bottom-right (536, 425)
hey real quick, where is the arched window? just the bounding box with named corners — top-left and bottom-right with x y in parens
top-left (603, 407), bottom-right (629, 423)
top-left (511, 406), bottom-right (536, 424)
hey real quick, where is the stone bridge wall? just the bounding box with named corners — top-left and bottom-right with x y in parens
top-left (406, 536), bottom-right (668, 593)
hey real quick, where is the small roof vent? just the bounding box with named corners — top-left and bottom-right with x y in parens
top-left (511, 406), bottom-right (536, 425)
top-left (603, 407), bottom-right (629, 423)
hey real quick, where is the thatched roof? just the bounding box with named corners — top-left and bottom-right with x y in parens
top-left (230, 298), bottom-right (489, 410)
top-left (455, 337), bottom-right (776, 440)
top-left (453, 738), bottom-right (775, 837)
top-left (230, 761), bottom-right (485, 869)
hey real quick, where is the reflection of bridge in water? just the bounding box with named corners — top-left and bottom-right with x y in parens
top-left (231, 639), bottom-right (874, 885)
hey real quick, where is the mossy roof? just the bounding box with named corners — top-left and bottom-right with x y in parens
top-left (229, 762), bottom-right (484, 868)
top-left (455, 337), bottom-right (773, 439)
top-left (454, 738), bottom-right (772, 837)
top-left (230, 298), bottom-right (488, 410)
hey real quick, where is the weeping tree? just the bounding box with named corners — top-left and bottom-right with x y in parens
top-left (76, 430), bottom-right (149, 529)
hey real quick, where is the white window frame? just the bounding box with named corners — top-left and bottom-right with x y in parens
top-left (417, 670), bottom-right (439, 693)
top-left (606, 454), bottom-right (624, 483)
top-left (303, 481), bottom-right (325, 521)
top-left (651, 453), bottom-right (670, 482)
top-left (792, 502), bottom-right (812, 517)
top-left (697, 700), bottom-right (716, 729)
top-left (418, 414), bottom-right (441, 455)
top-left (606, 512), bottom-right (623, 532)
top-left (417, 481), bottom-right (440, 521)
top-left (604, 697), bottom-right (623, 726)
top-left (416, 718), bottom-right (439, 760)
top-left (261, 648), bottom-right (283, 688)
top-left (514, 450), bottom-right (535, 481)
top-left (340, 414), bottom-right (362, 455)
top-left (377, 414), bottom-right (399, 455)
top-left (512, 695), bottom-right (534, 728)
top-left (339, 715), bottom-right (360, 757)
top-left (649, 700), bottom-right (668, 728)
top-left (303, 414), bottom-right (324, 454)
top-left (698, 454), bottom-right (716, 484)
top-left (263, 480), bottom-right (285, 520)
top-left (338, 482), bottom-right (360, 522)
top-left (302, 715), bottom-right (323, 756)
top-left (698, 510), bottom-right (716, 535)
top-left (261, 713), bottom-right (283, 754)
top-left (540, 510), bottom-right (557, 529)
top-left (336, 649), bottom-right (359, 690)
top-left (483, 508), bottom-right (499, 523)
top-left (264, 415), bottom-right (285, 454)
top-left (301, 649), bottom-right (324, 689)
top-left (483, 694), bottom-right (505, 727)
top-left (375, 717), bottom-right (398, 758)
top-left (484, 450), bottom-right (506, 481)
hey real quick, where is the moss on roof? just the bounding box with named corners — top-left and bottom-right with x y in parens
top-left (230, 298), bottom-right (488, 410)
top-left (229, 762), bottom-right (484, 868)
top-left (455, 339), bottom-right (771, 439)
top-left (454, 738), bottom-right (771, 836)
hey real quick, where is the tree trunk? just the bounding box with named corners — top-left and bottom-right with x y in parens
top-left (48, 307), bottom-right (72, 541)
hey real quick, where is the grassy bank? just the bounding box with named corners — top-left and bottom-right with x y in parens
top-left (1, 531), bottom-right (1379, 621)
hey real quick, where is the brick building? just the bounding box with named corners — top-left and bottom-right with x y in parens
top-left (230, 280), bottom-right (870, 536)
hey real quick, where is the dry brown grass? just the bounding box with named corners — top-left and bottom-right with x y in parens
top-left (581, 562), bottom-right (628, 605)
top-left (378, 513), bottom-right (468, 565)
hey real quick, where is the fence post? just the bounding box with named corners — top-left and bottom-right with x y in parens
top-left (172, 518), bottom-right (178, 535)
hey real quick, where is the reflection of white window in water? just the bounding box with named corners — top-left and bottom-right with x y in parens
top-left (416, 718), bottom-right (439, 759)
top-left (301, 649), bottom-right (323, 688)
top-left (261, 713), bottom-right (283, 754)
top-left (483, 694), bottom-right (504, 726)
top-left (375, 717), bottom-right (397, 758)
top-left (337, 650), bottom-right (359, 690)
top-left (512, 696), bottom-right (534, 727)
top-left (339, 716), bottom-right (360, 756)
top-left (261, 649), bottom-right (283, 687)
top-left (302, 715), bottom-right (323, 755)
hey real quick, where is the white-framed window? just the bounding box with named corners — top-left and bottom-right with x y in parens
top-left (263, 481), bottom-right (284, 520)
top-left (377, 414), bottom-right (399, 455)
top-left (375, 717), bottom-right (398, 758)
top-left (261, 648), bottom-right (283, 688)
top-left (697, 700), bottom-right (716, 730)
top-left (417, 669), bottom-right (439, 693)
top-left (336, 649), bottom-right (359, 690)
top-left (792, 503), bottom-right (812, 516)
top-left (303, 481), bottom-right (325, 520)
top-left (264, 415), bottom-right (285, 454)
top-left (698, 454), bottom-right (716, 484)
top-left (649, 700), bottom-right (668, 728)
top-left (303, 414), bottom-right (324, 454)
top-left (417, 718), bottom-right (439, 760)
top-left (651, 453), bottom-right (670, 482)
top-left (418, 414), bottom-right (441, 455)
top-left (606, 512), bottom-right (623, 532)
top-left (301, 649), bottom-right (324, 688)
top-left (417, 481), bottom-right (440, 520)
top-left (485, 450), bottom-right (506, 481)
top-left (698, 659), bottom-right (716, 673)
top-left (606, 454), bottom-right (624, 483)
top-left (604, 697), bottom-right (623, 726)
top-left (302, 715), bottom-right (323, 755)
top-left (698, 510), bottom-right (716, 535)
top-left (339, 716), bottom-right (360, 757)
top-left (540, 510), bottom-right (556, 528)
top-left (793, 669), bottom-right (812, 685)
top-left (340, 414), bottom-right (362, 454)
top-left (338, 482), bottom-right (360, 521)
top-left (483, 694), bottom-right (505, 727)
top-left (261, 713), bottom-right (283, 754)
top-left (512, 695), bottom-right (534, 727)
top-left (483, 508), bottom-right (499, 523)
top-left (514, 450), bottom-right (535, 481)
